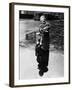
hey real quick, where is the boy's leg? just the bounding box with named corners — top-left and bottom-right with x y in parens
top-left (40, 51), bottom-right (49, 72)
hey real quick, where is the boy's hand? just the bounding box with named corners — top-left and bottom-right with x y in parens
top-left (43, 26), bottom-right (49, 32)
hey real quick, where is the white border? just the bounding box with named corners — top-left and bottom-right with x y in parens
top-left (14, 4), bottom-right (69, 85)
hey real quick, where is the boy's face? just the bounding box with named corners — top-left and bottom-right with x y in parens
top-left (40, 16), bottom-right (46, 24)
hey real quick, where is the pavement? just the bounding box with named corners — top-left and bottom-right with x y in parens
top-left (19, 44), bottom-right (64, 80)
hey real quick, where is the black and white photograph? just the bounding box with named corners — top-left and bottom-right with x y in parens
top-left (19, 10), bottom-right (64, 78)
top-left (9, 3), bottom-right (70, 87)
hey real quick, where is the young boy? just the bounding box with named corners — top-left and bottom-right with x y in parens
top-left (36, 15), bottom-right (50, 48)
top-left (35, 15), bottom-right (50, 76)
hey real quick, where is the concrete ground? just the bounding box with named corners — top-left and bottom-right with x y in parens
top-left (19, 45), bottom-right (64, 80)
top-left (19, 19), bottom-right (64, 80)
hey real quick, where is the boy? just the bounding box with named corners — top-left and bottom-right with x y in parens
top-left (35, 15), bottom-right (50, 76)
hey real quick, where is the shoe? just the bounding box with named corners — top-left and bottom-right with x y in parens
top-left (39, 70), bottom-right (44, 76)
